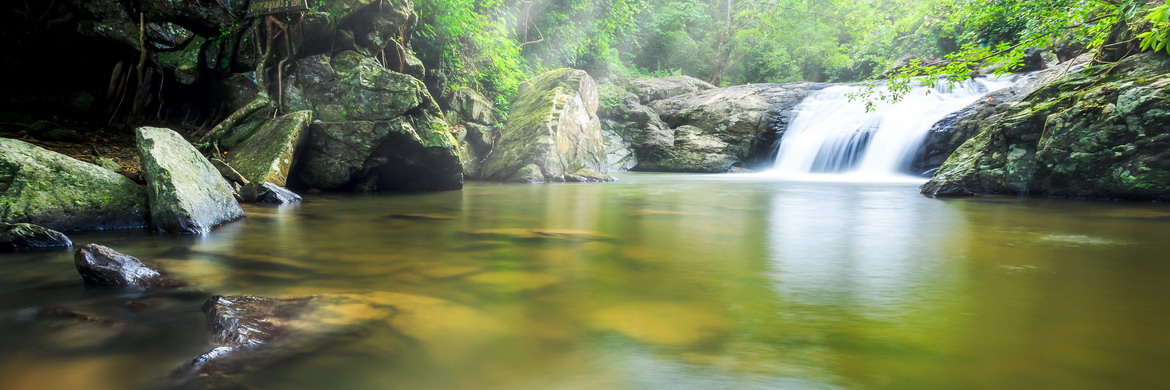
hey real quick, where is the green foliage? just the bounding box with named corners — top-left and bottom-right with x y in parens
top-left (850, 0), bottom-right (1143, 109)
top-left (597, 82), bottom-right (626, 112)
top-left (1139, 1), bottom-right (1170, 54)
top-left (410, 0), bottom-right (1155, 114)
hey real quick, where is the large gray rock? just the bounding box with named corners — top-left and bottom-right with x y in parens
top-left (227, 110), bottom-right (312, 187)
top-left (647, 83), bottom-right (826, 172)
top-left (640, 125), bottom-right (737, 172)
top-left (0, 222), bottom-right (71, 250)
top-left (911, 55), bottom-right (1093, 176)
top-left (74, 244), bottom-right (175, 288)
top-left (922, 53), bottom-right (1170, 200)
top-left (446, 87), bottom-right (497, 125)
top-left (136, 127), bottom-right (245, 233)
top-left (481, 68), bottom-right (612, 183)
top-left (286, 52), bottom-right (463, 191)
top-left (0, 138), bottom-right (148, 231)
top-left (627, 76), bottom-right (715, 104)
top-left (599, 92), bottom-right (675, 171)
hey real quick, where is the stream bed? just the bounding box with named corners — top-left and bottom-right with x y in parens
top-left (2, 172), bottom-right (1170, 389)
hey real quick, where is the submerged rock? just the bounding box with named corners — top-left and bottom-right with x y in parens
top-left (170, 292), bottom-right (506, 388)
top-left (590, 302), bottom-right (730, 347)
top-left (136, 127), bottom-right (244, 233)
top-left (74, 244), bottom-right (175, 288)
top-left (0, 222), bottom-right (72, 250)
top-left (226, 110), bottom-right (312, 187)
top-left (481, 68), bottom-right (613, 183)
top-left (648, 82), bottom-right (827, 172)
top-left (923, 53), bottom-right (1170, 200)
top-left (465, 228), bottom-right (614, 241)
top-left (0, 138), bottom-right (148, 231)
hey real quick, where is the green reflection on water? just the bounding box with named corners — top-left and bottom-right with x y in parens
top-left (2, 173), bottom-right (1170, 389)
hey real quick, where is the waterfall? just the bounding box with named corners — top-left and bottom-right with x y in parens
top-left (771, 77), bottom-right (1019, 178)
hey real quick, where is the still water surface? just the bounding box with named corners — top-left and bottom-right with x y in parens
top-left (2, 173), bottom-right (1170, 389)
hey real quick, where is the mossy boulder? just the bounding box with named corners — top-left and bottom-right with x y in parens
top-left (0, 138), bottom-right (148, 231)
top-left (285, 51), bottom-right (462, 191)
top-left (298, 116), bottom-right (462, 191)
top-left (923, 53), bottom-right (1170, 200)
top-left (481, 68), bottom-right (612, 182)
top-left (911, 55), bottom-right (1092, 176)
top-left (227, 110), bottom-right (312, 187)
top-left (136, 127), bottom-right (244, 233)
top-left (285, 51), bottom-right (429, 122)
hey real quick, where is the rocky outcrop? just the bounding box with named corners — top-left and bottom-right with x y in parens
top-left (645, 82), bottom-right (827, 171)
top-left (911, 55), bottom-right (1093, 176)
top-left (481, 68), bottom-right (612, 183)
top-left (923, 53), bottom-right (1170, 200)
top-left (74, 244), bottom-right (177, 288)
top-left (0, 222), bottom-right (72, 250)
top-left (627, 76), bottom-right (715, 104)
top-left (136, 127), bottom-right (245, 233)
top-left (445, 88), bottom-right (500, 178)
top-left (286, 52), bottom-right (463, 191)
top-left (226, 110), bottom-right (312, 187)
top-left (600, 92), bottom-right (676, 171)
top-left (0, 138), bottom-right (148, 231)
top-left (446, 87), bottom-right (498, 126)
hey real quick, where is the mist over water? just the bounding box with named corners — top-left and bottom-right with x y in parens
top-left (771, 76), bottom-right (1021, 179)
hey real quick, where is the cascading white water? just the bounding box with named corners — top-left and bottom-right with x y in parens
top-left (771, 77), bottom-right (1020, 178)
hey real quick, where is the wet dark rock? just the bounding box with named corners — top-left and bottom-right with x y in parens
top-left (1, 138), bottom-right (148, 231)
top-left (146, 23), bottom-right (195, 51)
top-left (136, 127), bottom-right (245, 234)
top-left (168, 294), bottom-right (384, 388)
top-left (0, 222), bottom-right (72, 250)
top-left (73, 243), bottom-right (177, 288)
top-left (167, 292), bottom-right (503, 389)
top-left (241, 182), bottom-right (302, 204)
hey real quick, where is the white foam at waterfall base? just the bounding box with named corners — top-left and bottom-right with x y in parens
top-left (768, 76), bottom-right (1021, 181)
